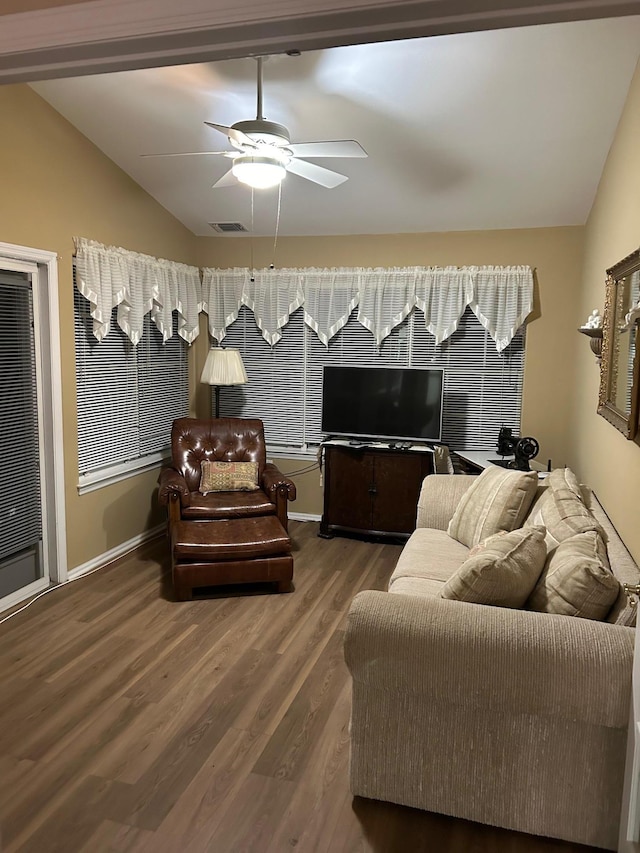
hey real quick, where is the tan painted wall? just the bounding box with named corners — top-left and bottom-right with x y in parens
top-left (0, 82), bottom-right (592, 564)
top-left (0, 84), bottom-right (198, 569)
top-left (196, 227), bottom-right (585, 515)
top-left (570, 60), bottom-right (640, 563)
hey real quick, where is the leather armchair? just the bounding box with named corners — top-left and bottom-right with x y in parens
top-left (158, 417), bottom-right (296, 534)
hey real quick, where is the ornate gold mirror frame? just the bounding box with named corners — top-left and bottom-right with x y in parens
top-left (598, 248), bottom-right (640, 442)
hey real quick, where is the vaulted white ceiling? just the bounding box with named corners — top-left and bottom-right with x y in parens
top-left (30, 16), bottom-right (640, 238)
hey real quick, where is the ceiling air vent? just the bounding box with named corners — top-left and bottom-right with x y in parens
top-left (209, 222), bottom-right (248, 233)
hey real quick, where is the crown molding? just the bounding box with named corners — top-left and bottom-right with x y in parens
top-left (0, 0), bottom-right (638, 83)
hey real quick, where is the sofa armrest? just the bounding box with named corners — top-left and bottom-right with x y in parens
top-left (261, 463), bottom-right (297, 502)
top-left (262, 462), bottom-right (296, 531)
top-left (158, 467), bottom-right (191, 508)
top-left (345, 590), bottom-right (633, 727)
top-left (415, 474), bottom-right (477, 530)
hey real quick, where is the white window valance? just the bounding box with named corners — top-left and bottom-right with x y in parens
top-left (74, 237), bottom-right (203, 345)
top-left (202, 265), bottom-right (533, 352)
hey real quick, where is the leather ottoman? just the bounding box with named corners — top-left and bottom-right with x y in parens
top-left (171, 515), bottom-right (293, 600)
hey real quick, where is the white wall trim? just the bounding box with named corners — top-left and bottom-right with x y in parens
top-left (0, 0), bottom-right (638, 83)
top-left (68, 523), bottom-right (165, 580)
top-left (78, 452), bottom-right (168, 495)
top-left (289, 511), bottom-right (322, 523)
top-left (0, 242), bottom-right (67, 585)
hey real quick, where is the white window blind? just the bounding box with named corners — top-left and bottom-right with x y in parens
top-left (74, 288), bottom-right (188, 476)
top-left (0, 272), bottom-right (42, 563)
top-left (218, 304), bottom-right (525, 451)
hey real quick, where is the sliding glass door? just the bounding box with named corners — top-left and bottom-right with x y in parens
top-left (0, 266), bottom-right (46, 600)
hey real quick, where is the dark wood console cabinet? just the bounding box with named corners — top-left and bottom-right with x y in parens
top-left (319, 443), bottom-right (433, 540)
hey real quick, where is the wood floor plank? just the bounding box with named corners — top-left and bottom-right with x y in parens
top-left (232, 603), bottom-right (344, 737)
top-left (0, 521), bottom-right (600, 853)
top-left (250, 627), bottom-right (350, 782)
top-left (6, 775), bottom-right (129, 853)
top-left (184, 771), bottom-right (295, 853)
top-left (77, 820), bottom-right (155, 853)
top-left (91, 600), bottom-right (273, 784)
top-left (109, 646), bottom-right (281, 830)
top-left (264, 679), bottom-right (353, 853)
top-left (138, 726), bottom-right (271, 853)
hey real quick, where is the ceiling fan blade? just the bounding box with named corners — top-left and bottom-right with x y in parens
top-left (287, 140), bottom-right (367, 159)
top-left (140, 150), bottom-right (232, 158)
top-left (212, 168), bottom-right (240, 189)
top-left (204, 121), bottom-right (257, 149)
top-left (285, 158), bottom-right (348, 188)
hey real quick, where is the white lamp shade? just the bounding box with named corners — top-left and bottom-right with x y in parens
top-left (201, 347), bottom-right (248, 385)
top-left (232, 155), bottom-right (287, 189)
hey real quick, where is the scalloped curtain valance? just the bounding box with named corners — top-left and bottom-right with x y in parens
top-left (202, 265), bottom-right (534, 352)
top-left (74, 237), bottom-right (203, 345)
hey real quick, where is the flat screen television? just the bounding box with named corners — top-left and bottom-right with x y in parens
top-left (321, 365), bottom-right (444, 443)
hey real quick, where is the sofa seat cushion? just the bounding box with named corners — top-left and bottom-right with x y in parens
top-left (388, 529), bottom-right (470, 590)
top-left (440, 526), bottom-right (547, 608)
top-left (182, 489), bottom-right (276, 519)
top-left (447, 466), bottom-right (538, 548)
top-left (389, 576), bottom-right (445, 597)
top-left (527, 530), bottom-right (620, 620)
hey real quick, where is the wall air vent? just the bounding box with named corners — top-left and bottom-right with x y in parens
top-left (209, 222), bottom-right (248, 233)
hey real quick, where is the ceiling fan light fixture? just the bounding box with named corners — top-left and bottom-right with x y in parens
top-left (232, 155), bottom-right (286, 189)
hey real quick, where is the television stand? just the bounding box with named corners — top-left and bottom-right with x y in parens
top-left (319, 441), bottom-right (434, 541)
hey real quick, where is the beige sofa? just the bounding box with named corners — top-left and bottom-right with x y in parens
top-left (345, 473), bottom-right (640, 850)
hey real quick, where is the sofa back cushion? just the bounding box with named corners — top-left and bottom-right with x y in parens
top-left (584, 494), bottom-right (638, 626)
top-left (527, 530), bottom-right (620, 620)
top-left (525, 467), bottom-right (603, 551)
top-left (447, 466), bottom-right (538, 548)
top-left (440, 526), bottom-right (547, 608)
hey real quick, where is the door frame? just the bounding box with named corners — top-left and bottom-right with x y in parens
top-left (0, 0), bottom-right (637, 85)
top-left (0, 242), bottom-right (66, 612)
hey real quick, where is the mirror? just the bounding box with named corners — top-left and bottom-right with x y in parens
top-left (598, 248), bottom-right (640, 441)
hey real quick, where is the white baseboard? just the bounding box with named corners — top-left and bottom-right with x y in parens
top-left (68, 524), bottom-right (165, 580)
top-left (289, 512), bottom-right (322, 523)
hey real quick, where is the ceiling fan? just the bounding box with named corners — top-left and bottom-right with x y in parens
top-left (143, 56), bottom-right (367, 190)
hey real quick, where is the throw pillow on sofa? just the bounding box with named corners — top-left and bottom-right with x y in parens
top-left (440, 525), bottom-right (547, 608)
top-left (199, 460), bottom-right (259, 494)
top-left (447, 466), bottom-right (539, 548)
top-left (525, 467), bottom-right (603, 551)
top-left (527, 530), bottom-right (620, 620)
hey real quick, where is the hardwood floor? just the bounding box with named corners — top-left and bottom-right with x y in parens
top-left (0, 522), bottom-right (599, 853)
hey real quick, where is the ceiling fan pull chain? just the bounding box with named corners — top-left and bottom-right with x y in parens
top-left (250, 188), bottom-right (255, 281)
top-left (272, 181), bottom-right (282, 269)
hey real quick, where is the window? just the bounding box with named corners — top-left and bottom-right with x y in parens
top-left (74, 288), bottom-right (189, 487)
top-left (218, 304), bottom-right (525, 451)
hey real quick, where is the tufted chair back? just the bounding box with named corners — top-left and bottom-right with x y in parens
top-left (171, 417), bottom-right (267, 493)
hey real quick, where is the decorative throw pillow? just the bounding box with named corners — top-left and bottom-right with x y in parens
top-left (525, 467), bottom-right (603, 551)
top-left (199, 460), bottom-right (259, 494)
top-left (447, 466), bottom-right (538, 548)
top-left (440, 525), bottom-right (547, 608)
top-left (526, 530), bottom-right (619, 620)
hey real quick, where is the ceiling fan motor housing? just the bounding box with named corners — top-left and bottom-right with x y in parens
top-left (232, 119), bottom-right (290, 147)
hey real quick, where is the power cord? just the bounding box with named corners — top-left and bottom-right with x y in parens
top-left (283, 461), bottom-right (319, 477)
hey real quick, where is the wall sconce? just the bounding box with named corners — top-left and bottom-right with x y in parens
top-left (201, 346), bottom-right (248, 417)
top-left (578, 309), bottom-right (603, 365)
